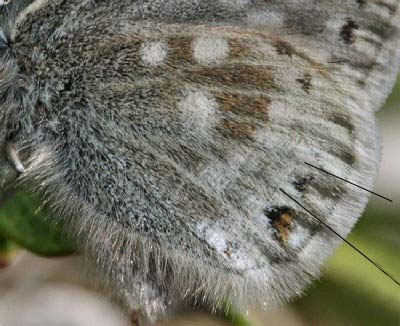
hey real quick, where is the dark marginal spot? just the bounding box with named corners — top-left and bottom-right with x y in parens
top-left (344, 57), bottom-right (377, 72)
top-left (296, 73), bottom-right (312, 93)
top-left (328, 146), bottom-right (355, 166)
top-left (356, 0), bottom-right (366, 7)
top-left (293, 176), bottom-right (314, 193)
top-left (264, 206), bottom-right (295, 243)
top-left (340, 19), bottom-right (359, 44)
top-left (274, 40), bottom-right (294, 57)
top-left (357, 79), bottom-right (367, 87)
top-left (329, 114), bottom-right (354, 134)
top-left (309, 178), bottom-right (345, 200)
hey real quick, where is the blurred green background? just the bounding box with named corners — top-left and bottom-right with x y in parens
top-left (0, 84), bottom-right (399, 325)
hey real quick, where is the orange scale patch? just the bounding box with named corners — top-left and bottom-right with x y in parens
top-left (274, 212), bottom-right (294, 243)
top-left (213, 92), bottom-right (270, 122)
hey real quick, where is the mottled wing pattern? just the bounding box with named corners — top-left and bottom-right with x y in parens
top-left (1, 0), bottom-right (399, 320)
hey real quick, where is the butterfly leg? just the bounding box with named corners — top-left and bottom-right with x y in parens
top-left (130, 309), bottom-right (141, 326)
top-left (5, 143), bottom-right (25, 174)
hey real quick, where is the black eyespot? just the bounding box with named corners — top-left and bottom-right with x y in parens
top-left (264, 206), bottom-right (295, 243)
top-left (340, 19), bottom-right (359, 44)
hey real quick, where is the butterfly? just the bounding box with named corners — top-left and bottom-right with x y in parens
top-left (0, 0), bottom-right (399, 324)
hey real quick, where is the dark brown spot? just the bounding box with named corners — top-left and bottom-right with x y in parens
top-left (167, 36), bottom-right (196, 66)
top-left (213, 93), bottom-right (270, 141)
top-left (296, 73), bottom-right (312, 93)
top-left (340, 19), bottom-right (359, 44)
top-left (216, 118), bottom-right (257, 141)
top-left (214, 93), bottom-right (270, 122)
top-left (187, 65), bottom-right (275, 90)
top-left (228, 38), bottom-right (254, 59)
top-left (274, 40), bottom-right (294, 57)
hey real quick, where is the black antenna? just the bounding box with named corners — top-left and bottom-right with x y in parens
top-left (280, 188), bottom-right (400, 287)
top-left (305, 162), bottom-right (392, 202)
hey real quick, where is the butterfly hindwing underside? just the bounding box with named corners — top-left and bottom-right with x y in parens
top-left (0, 0), bottom-right (399, 321)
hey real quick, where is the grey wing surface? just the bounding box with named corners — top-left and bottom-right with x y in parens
top-left (3, 0), bottom-right (399, 318)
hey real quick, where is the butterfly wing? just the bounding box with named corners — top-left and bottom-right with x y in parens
top-left (1, 0), bottom-right (399, 320)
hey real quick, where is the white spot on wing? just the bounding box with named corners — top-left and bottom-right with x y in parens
top-left (192, 37), bottom-right (229, 64)
top-left (196, 223), bottom-right (256, 271)
top-left (178, 89), bottom-right (218, 130)
top-left (139, 41), bottom-right (168, 66)
top-left (287, 223), bottom-right (310, 250)
top-left (207, 231), bottom-right (227, 252)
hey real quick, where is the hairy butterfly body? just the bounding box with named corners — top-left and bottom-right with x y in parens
top-left (0, 0), bottom-right (399, 323)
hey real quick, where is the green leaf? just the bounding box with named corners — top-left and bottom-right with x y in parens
top-left (223, 302), bottom-right (252, 326)
top-left (385, 78), bottom-right (400, 109)
top-left (0, 189), bottom-right (77, 257)
top-left (0, 234), bottom-right (20, 269)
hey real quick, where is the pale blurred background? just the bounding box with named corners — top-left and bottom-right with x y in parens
top-left (0, 80), bottom-right (399, 325)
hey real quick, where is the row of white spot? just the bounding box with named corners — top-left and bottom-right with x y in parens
top-left (139, 37), bottom-right (229, 129)
top-left (139, 37), bottom-right (230, 66)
